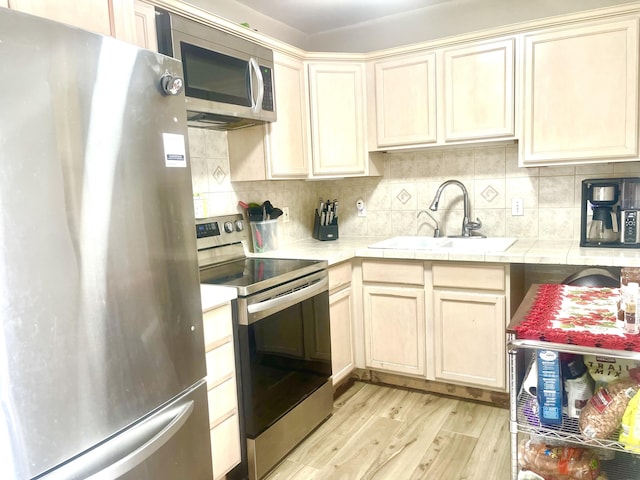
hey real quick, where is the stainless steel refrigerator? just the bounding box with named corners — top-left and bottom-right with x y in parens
top-left (0, 7), bottom-right (213, 480)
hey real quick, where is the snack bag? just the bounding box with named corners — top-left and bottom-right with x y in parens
top-left (619, 388), bottom-right (640, 452)
top-left (584, 355), bottom-right (640, 390)
top-left (518, 439), bottom-right (601, 480)
top-left (579, 367), bottom-right (640, 439)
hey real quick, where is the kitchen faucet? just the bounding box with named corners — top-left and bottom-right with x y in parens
top-left (428, 179), bottom-right (483, 237)
top-left (417, 210), bottom-right (441, 237)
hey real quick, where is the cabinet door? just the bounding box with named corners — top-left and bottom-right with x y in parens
top-left (308, 62), bottom-right (367, 176)
top-left (363, 285), bottom-right (425, 376)
top-left (266, 52), bottom-right (311, 178)
top-left (374, 52), bottom-right (437, 147)
top-left (443, 38), bottom-right (515, 141)
top-left (329, 286), bottom-right (355, 385)
top-left (522, 17), bottom-right (639, 165)
top-left (433, 289), bottom-right (506, 389)
top-left (210, 414), bottom-right (241, 480)
top-left (133, 0), bottom-right (157, 51)
top-left (9, 0), bottom-right (136, 42)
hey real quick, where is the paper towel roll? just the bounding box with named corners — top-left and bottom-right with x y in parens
top-left (522, 359), bottom-right (538, 397)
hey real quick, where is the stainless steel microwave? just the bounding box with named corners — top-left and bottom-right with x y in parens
top-left (156, 10), bottom-right (276, 130)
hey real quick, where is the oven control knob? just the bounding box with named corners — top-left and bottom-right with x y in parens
top-left (235, 220), bottom-right (244, 232)
top-left (223, 221), bottom-right (234, 233)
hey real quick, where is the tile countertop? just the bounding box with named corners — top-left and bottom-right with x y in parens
top-left (250, 237), bottom-right (640, 267)
top-left (200, 284), bottom-right (237, 311)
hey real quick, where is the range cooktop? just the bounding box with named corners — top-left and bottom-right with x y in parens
top-left (199, 257), bottom-right (326, 296)
top-left (195, 214), bottom-right (327, 296)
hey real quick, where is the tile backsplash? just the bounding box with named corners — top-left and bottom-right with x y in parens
top-left (188, 127), bottom-right (640, 246)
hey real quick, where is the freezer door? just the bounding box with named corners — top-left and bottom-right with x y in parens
top-left (40, 381), bottom-right (212, 480)
top-left (0, 9), bottom-right (207, 479)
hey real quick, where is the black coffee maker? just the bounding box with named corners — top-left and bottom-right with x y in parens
top-left (580, 177), bottom-right (640, 248)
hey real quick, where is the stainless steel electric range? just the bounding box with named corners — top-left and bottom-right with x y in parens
top-left (196, 214), bottom-right (333, 480)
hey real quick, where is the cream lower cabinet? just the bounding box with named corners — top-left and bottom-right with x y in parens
top-left (521, 16), bottom-right (639, 166)
top-left (202, 301), bottom-right (241, 480)
top-left (8, 0), bottom-right (136, 42)
top-left (430, 263), bottom-right (510, 391)
top-left (362, 260), bottom-right (426, 376)
top-left (328, 261), bottom-right (355, 385)
top-left (359, 259), bottom-right (523, 391)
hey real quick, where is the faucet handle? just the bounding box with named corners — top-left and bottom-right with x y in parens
top-left (467, 217), bottom-right (482, 231)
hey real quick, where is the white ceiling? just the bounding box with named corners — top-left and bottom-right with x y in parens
top-left (232, 0), bottom-right (453, 35)
top-left (190, 0), bottom-right (639, 51)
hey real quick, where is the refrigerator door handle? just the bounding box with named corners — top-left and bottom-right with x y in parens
top-left (42, 400), bottom-right (195, 480)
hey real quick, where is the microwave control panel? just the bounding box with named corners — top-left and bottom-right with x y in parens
top-left (261, 66), bottom-right (274, 112)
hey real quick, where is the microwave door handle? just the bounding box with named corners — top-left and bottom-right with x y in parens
top-left (249, 57), bottom-right (264, 114)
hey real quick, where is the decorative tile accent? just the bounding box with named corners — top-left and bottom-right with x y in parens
top-left (396, 188), bottom-right (412, 205)
top-left (481, 185), bottom-right (498, 203)
top-left (213, 166), bottom-right (226, 184)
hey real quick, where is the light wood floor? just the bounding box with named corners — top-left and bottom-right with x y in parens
top-left (264, 381), bottom-right (511, 480)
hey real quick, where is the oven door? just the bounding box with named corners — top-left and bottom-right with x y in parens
top-left (236, 271), bottom-right (331, 438)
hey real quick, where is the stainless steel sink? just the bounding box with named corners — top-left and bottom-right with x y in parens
top-left (368, 236), bottom-right (516, 252)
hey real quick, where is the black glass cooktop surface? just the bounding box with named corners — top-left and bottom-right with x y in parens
top-left (199, 257), bottom-right (327, 296)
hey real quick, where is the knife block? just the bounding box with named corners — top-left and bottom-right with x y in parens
top-left (313, 209), bottom-right (339, 241)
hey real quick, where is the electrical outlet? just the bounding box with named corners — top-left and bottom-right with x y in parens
top-left (356, 199), bottom-right (367, 217)
top-left (511, 198), bottom-right (524, 216)
top-left (282, 206), bottom-right (290, 223)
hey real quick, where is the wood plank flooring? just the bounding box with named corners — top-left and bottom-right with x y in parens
top-left (264, 381), bottom-right (511, 480)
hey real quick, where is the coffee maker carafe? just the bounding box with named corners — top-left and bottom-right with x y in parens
top-left (587, 183), bottom-right (619, 243)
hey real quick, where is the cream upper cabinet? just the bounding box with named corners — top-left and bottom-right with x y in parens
top-left (362, 260), bottom-right (426, 376)
top-left (374, 52), bottom-right (437, 147)
top-left (521, 17), bottom-right (640, 166)
top-left (228, 51), bottom-right (310, 181)
top-left (266, 51), bottom-right (311, 178)
top-left (8, 0), bottom-right (136, 42)
top-left (307, 61), bottom-right (370, 177)
top-left (371, 36), bottom-right (515, 150)
top-left (442, 38), bottom-right (515, 142)
top-left (132, 0), bottom-right (157, 51)
top-left (229, 56), bottom-right (382, 180)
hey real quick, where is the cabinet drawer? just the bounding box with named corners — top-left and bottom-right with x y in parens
top-left (362, 260), bottom-right (424, 285)
top-left (329, 261), bottom-right (352, 291)
top-left (432, 263), bottom-right (505, 290)
top-left (203, 303), bottom-right (233, 351)
top-left (206, 342), bottom-right (235, 388)
top-left (207, 377), bottom-right (238, 428)
top-left (210, 413), bottom-right (241, 479)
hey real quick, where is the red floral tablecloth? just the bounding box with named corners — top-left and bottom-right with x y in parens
top-left (515, 284), bottom-right (640, 351)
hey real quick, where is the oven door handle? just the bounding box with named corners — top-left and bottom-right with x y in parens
top-left (247, 276), bottom-right (328, 317)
